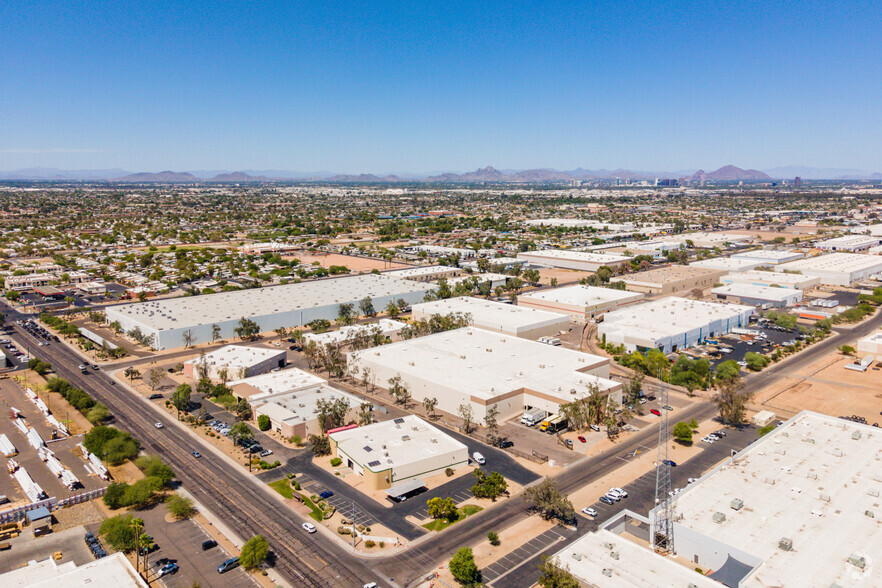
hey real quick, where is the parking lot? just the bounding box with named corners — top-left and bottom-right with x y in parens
top-left (0, 379), bottom-right (107, 503)
top-left (296, 473), bottom-right (377, 528)
top-left (692, 321), bottom-right (804, 369)
top-left (114, 502), bottom-right (256, 588)
top-left (482, 525), bottom-right (573, 586)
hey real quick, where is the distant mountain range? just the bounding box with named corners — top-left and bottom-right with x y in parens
top-left (1, 164), bottom-right (880, 183)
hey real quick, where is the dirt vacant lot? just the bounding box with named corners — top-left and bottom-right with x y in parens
top-left (285, 252), bottom-right (411, 272)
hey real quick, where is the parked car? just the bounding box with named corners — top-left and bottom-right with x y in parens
top-left (148, 393), bottom-right (163, 400)
top-left (217, 557), bottom-right (240, 573)
top-left (590, 424), bottom-right (600, 432)
top-left (577, 436), bottom-right (586, 443)
top-left (651, 409), bottom-right (661, 416)
top-left (302, 522), bottom-right (317, 533)
top-left (259, 449), bottom-right (273, 457)
top-left (662, 459), bottom-right (677, 467)
top-left (201, 539), bottom-right (218, 551)
top-left (472, 452), bottom-right (486, 465)
top-left (609, 487), bottom-right (627, 498)
top-left (191, 451), bottom-right (201, 458)
top-left (599, 495), bottom-right (615, 505)
top-left (158, 562), bottom-right (179, 577)
top-left (319, 491), bottom-right (334, 499)
top-left (498, 440), bottom-right (514, 448)
top-left (582, 507), bottom-right (598, 517)
top-left (662, 405), bottom-right (673, 411)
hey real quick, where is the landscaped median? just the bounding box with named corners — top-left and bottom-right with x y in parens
top-left (422, 503), bottom-right (483, 532)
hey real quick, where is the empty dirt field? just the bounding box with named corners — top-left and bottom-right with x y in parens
top-left (284, 252), bottom-right (411, 272)
top-left (758, 356), bottom-right (882, 424)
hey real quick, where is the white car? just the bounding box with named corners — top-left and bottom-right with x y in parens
top-left (302, 522), bottom-right (316, 533)
top-left (582, 507), bottom-right (598, 517)
top-left (687, 477), bottom-right (698, 484)
top-left (609, 487), bottom-right (628, 498)
top-left (154, 422), bottom-right (163, 429)
top-left (472, 452), bottom-right (486, 466)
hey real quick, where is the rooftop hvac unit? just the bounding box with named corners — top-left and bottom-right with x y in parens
top-left (865, 510), bottom-right (875, 519)
top-left (730, 498), bottom-right (744, 511)
top-left (610, 551), bottom-right (619, 560)
top-left (571, 553), bottom-right (582, 561)
top-left (852, 430), bottom-right (862, 440)
top-left (602, 569), bottom-right (612, 577)
top-left (847, 554), bottom-right (866, 569)
top-left (603, 542), bottom-right (615, 550)
top-left (778, 537), bottom-right (793, 551)
top-left (712, 512), bottom-right (726, 524)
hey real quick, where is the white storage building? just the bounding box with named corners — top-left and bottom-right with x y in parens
top-left (720, 270), bottom-right (820, 290)
top-left (348, 327), bottom-right (621, 423)
top-left (711, 284), bottom-right (803, 308)
top-left (411, 296), bottom-right (570, 339)
top-left (816, 235), bottom-right (881, 252)
top-left (182, 345), bottom-right (287, 380)
top-left (517, 249), bottom-right (633, 271)
top-left (104, 274), bottom-right (431, 350)
top-left (689, 257), bottom-right (764, 272)
top-left (383, 265), bottom-right (462, 282)
top-left (774, 252), bottom-right (882, 286)
top-left (730, 249), bottom-right (805, 265)
top-left (598, 297), bottom-right (754, 353)
top-left (303, 319), bottom-right (407, 347)
top-left (329, 415), bottom-right (468, 490)
top-left (516, 285), bottom-right (644, 321)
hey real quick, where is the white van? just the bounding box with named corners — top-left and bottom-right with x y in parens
top-left (472, 452), bottom-right (486, 465)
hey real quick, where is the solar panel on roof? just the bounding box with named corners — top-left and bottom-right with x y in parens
top-left (363, 446), bottom-right (373, 452)
top-left (393, 417), bottom-right (405, 424)
top-left (367, 460), bottom-right (381, 467)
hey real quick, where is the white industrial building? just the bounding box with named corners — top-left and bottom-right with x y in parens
top-left (303, 319), bottom-right (407, 347)
top-left (689, 257), bottom-right (764, 272)
top-left (461, 256), bottom-right (525, 272)
top-left (1, 553), bottom-right (147, 588)
top-left (730, 249), bottom-right (805, 265)
top-left (383, 265), bottom-right (462, 282)
top-left (229, 368), bottom-right (327, 400)
top-left (816, 235), bottom-right (881, 252)
top-left (411, 296), bottom-right (570, 339)
top-left (182, 345), bottom-right (287, 380)
top-left (329, 415), bottom-right (468, 490)
top-left (348, 327), bottom-right (621, 423)
top-left (445, 272), bottom-right (511, 290)
top-left (554, 412), bottom-right (882, 588)
top-left (720, 270), bottom-right (820, 290)
top-left (598, 297), bottom-right (754, 353)
top-left (104, 274), bottom-right (431, 350)
top-left (857, 330), bottom-right (882, 356)
top-left (711, 284), bottom-right (803, 308)
top-left (775, 252), bottom-right (882, 286)
top-left (251, 383), bottom-right (362, 439)
top-left (516, 285), bottom-right (644, 321)
top-left (661, 232), bottom-right (752, 248)
top-left (517, 249), bottom-right (633, 271)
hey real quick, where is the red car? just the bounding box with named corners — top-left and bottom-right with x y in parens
top-left (651, 409), bottom-right (661, 416)
top-left (578, 436), bottom-right (586, 443)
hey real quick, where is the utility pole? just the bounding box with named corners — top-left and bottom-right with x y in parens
top-left (350, 499), bottom-right (357, 547)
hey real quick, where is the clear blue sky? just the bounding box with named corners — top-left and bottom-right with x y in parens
top-left (2, 1), bottom-right (881, 173)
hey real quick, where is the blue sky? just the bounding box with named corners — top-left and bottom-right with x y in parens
top-left (2, 1), bottom-right (881, 173)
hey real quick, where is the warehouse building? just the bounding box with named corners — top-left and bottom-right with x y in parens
top-left (303, 319), bottom-right (407, 347)
top-left (104, 274), bottom-right (431, 350)
top-left (552, 411), bottom-right (882, 588)
top-left (689, 257), bottom-right (764, 272)
top-left (517, 249), bottom-right (633, 271)
top-left (517, 285), bottom-right (644, 321)
top-left (711, 283), bottom-right (803, 308)
top-left (774, 252), bottom-right (882, 286)
top-left (598, 297), bottom-right (754, 353)
top-left (720, 270), bottom-right (820, 290)
top-left (229, 367), bottom-right (327, 400)
top-left (857, 331), bottom-right (882, 355)
top-left (182, 345), bottom-right (287, 380)
top-left (816, 235), bottom-right (881, 252)
top-left (611, 265), bottom-right (724, 295)
top-left (384, 265), bottom-right (462, 282)
top-left (250, 382), bottom-right (362, 438)
top-left (730, 249), bottom-right (805, 265)
top-left (661, 231), bottom-right (752, 248)
top-left (445, 272), bottom-right (511, 290)
top-left (329, 415), bottom-right (468, 490)
top-left (348, 327), bottom-right (621, 423)
top-left (411, 296), bottom-right (569, 339)
top-left (1, 552), bottom-right (147, 588)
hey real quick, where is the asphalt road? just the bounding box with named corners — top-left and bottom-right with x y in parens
top-left (3, 305), bottom-right (376, 588)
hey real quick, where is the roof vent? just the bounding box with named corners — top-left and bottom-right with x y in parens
top-left (847, 554), bottom-right (866, 570)
top-left (712, 512), bottom-right (726, 524)
top-left (602, 569), bottom-right (612, 577)
top-left (730, 498), bottom-right (744, 511)
top-left (778, 537), bottom-right (793, 551)
top-left (851, 430), bottom-right (862, 440)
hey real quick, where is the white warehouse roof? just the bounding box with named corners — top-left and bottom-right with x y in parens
top-left (384, 265), bottom-right (459, 279)
top-left (518, 285), bottom-right (643, 311)
top-left (775, 252), bottom-right (882, 285)
top-left (689, 257), bottom-right (763, 272)
top-left (711, 283), bottom-right (803, 303)
top-left (730, 249), bottom-right (805, 264)
top-left (411, 296), bottom-right (569, 336)
top-left (303, 319), bottom-right (407, 347)
top-left (721, 270), bottom-right (820, 290)
top-left (517, 249), bottom-right (633, 266)
top-left (183, 345), bottom-right (285, 369)
top-left (229, 367), bottom-right (327, 397)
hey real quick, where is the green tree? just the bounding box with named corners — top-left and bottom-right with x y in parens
top-left (257, 414), bottom-right (271, 431)
top-left (309, 433), bottom-right (331, 457)
top-left (315, 396), bottom-right (351, 433)
top-left (171, 383), bottom-right (191, 418)
top-left (537, 555), bottom-right (580, 588)
top-left (337, 302), bottom-right (356, 325)
top-left (427, 497), bottom-right (458, 521)
top-left (423, 396), bottom-right (438, 418)
top-left (166, 495), bottom-right (197, 520)
top-left (487, 531), bottom-right (500, 545)
top-left (99, 514), bottom-right (139, 552)
top-left (458, 403), bottom-right (474, 433)
top-left (240, 535), bottom-right (269, 570)
top-left (103, 482), bottom-right (128, 509)
top-left (145, 367), bottom-right (164, 391)
top-left (523, 479), bottom-right (575, 524)
top-left (713, 377), bottom-right (754, 425)
top-left (744, 352), bottom-right (770, 371)
top-left (449, 547), bottom-right (480, 586)
top-left (471, 470), bottom-right (508, 501)
top-left (211, 323), bottom-right (222, 343)
top-left (672, 421), bottom-right (693, 445)
top-left (714, 360), bottom-right (741, 382)
top-left (385, 300), bottom-right (400, 318)
top-left (359, 296), bottom-right (376, 317)
top-left (135, 455), bottom-right (175, 486)
top-left (234, 317), bottom-right (260, 340)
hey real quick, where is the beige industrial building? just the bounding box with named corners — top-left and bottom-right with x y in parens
top-left (348, 327), bottom-right (621, 423)
top-left (229, 368), bottom-right (327, 400)
top-left (611, 265), bottom-right (724, 294)
top-left (720, 270), bottom-right (820, 290)
top-left (517, 249), bottom-right (633, 271)
top-left (182, 345), bottom-right (287, 380)
top-left (689, 257), bottom-right (764, 272)
top-left (775, 252), bottom-right (882, 286)
top-left (411, 296), bottom-right (570, 339)
top-left (711, 283), bottom-right (803, 308)
top-left (329, 415), bottom-right (468, 490)
top-left (384, 265), bottom-right (462, 282)
top-left (516, 285), bottom-right (644, 321)
top-left (857, 330), bottom-right (882, 355)
top-left (253, 384), bottom-right (361, 439)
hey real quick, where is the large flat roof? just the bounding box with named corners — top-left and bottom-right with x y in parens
top-left (600, 297), bottom-right (753, 340)
top-left (412, 296), bottom-right (569, 331)
top-left (689, 257), bottom-right (763, 271)
top-left (330, 415), bottom-right (467, 473)
top-left (518, 285), bottom-right (643, 307)
top-left (183, 345), bottom-right (285, 368)
top-left (349, 326), bottom-right (617, 402)
top-left (384, 265), bottom-right (459, 279)
top-left (731, 249), bottom-right (805, 263)
top-left (721, 270), bottom-right (819, 287)
top-left (816, 235), bottom-right (881, 248)
top-left (518, 249), bottom-right (633, 264)
top-left (776, 252), bottom-right (882, 273)
top-left (229, 367), bottom-right (327, 396)
top-left (303, 319), bottom-right (407, 346)
top-left (257, 384), bottom-right (363, 425)
top-left (711, 283), bottom-right (801, 302)
top-left (672, 412), bottom-right (882, 587)
top-left (105, 274), bottom-right (429, 331)
top-left (2, 553), bottom-right (147, 587)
